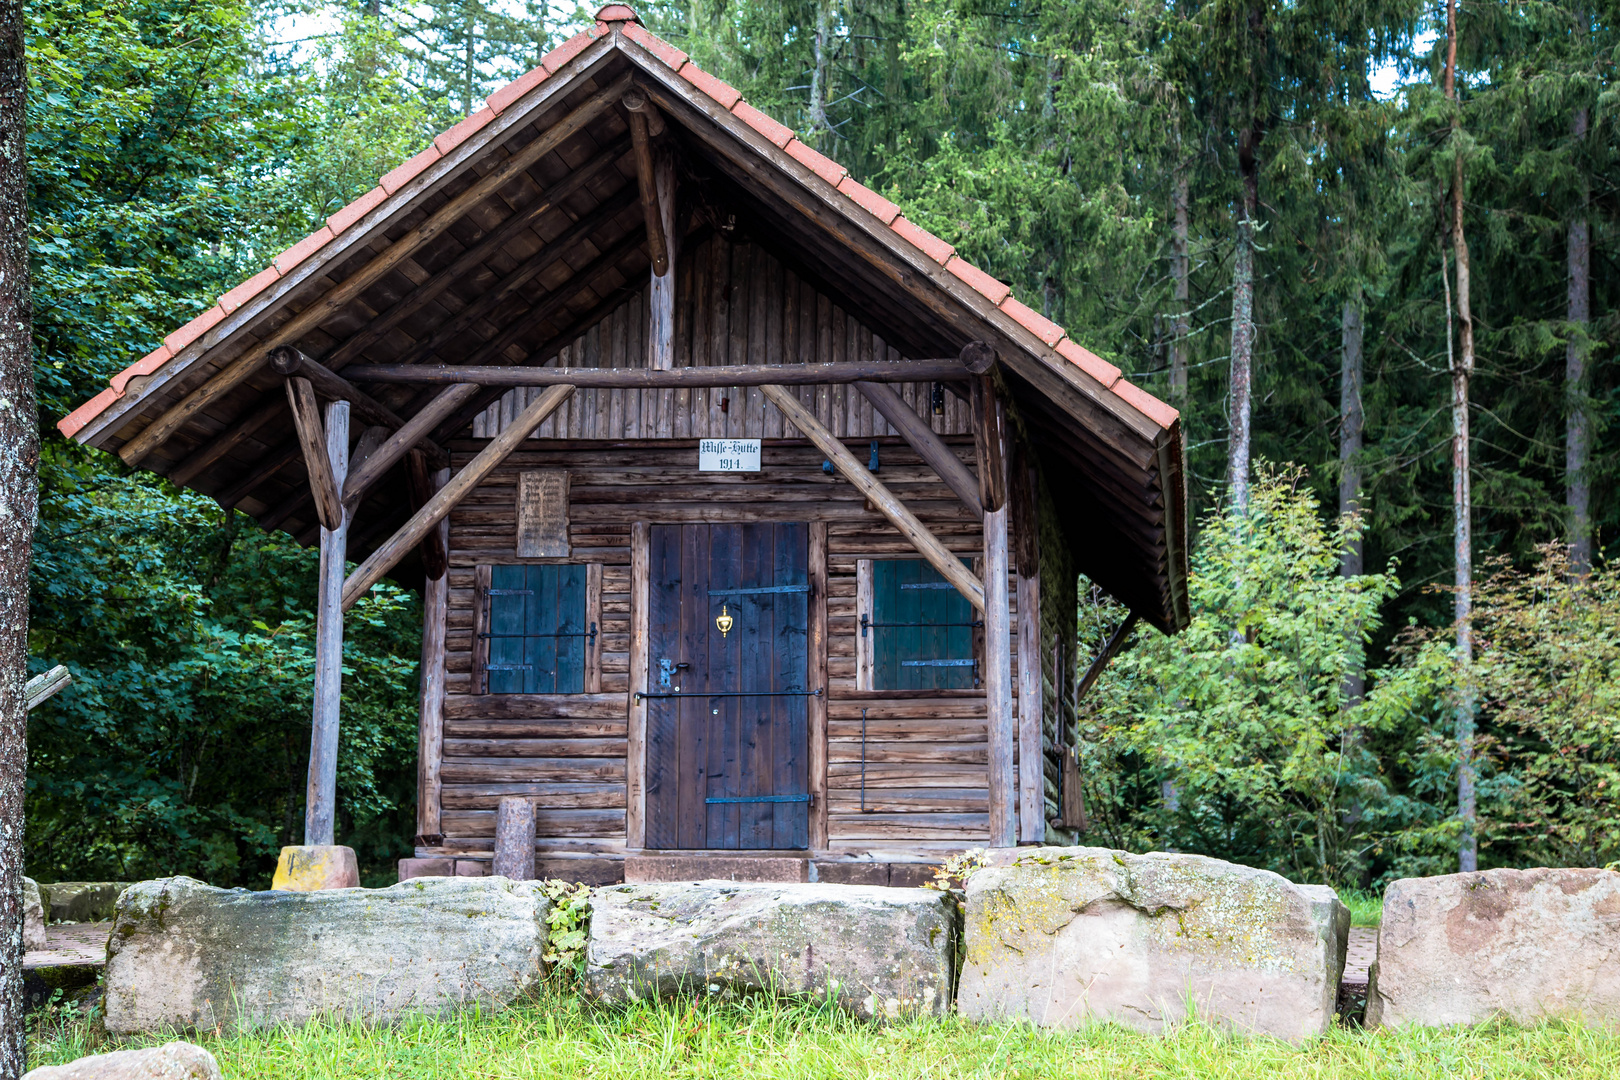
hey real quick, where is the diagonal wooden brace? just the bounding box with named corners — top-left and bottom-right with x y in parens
top-left (285, 376), bottom-right (343, 531)
top-left (760, 383), bottom-right (985, 612)
top-left (340, 384), bottom-right (576, 610)
top-left (855, 380), bottom-right (981, 516)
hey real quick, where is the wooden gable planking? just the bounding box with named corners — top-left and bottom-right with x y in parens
top-left (470, 234), bottom-right (976, 442)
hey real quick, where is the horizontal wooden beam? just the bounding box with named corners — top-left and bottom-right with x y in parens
top-left (340, 384), bottom-right (576, 611)
top-left (855, 380), bottom-right (981, 516)
top-left (349, 359), bottom-right (970, 388)
top-left (270, 347), bottom-right (447, 469)
top-left (117, 70), bottom-right (633, 467)
top-left (25, 665), bottom-right (72, 712)
top-left (760, 383), bottom-right (985, 613)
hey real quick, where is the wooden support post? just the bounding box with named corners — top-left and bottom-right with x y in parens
top-left (622, 88), bottom-right (668, 277)
top-left (760, 383), bottom-right (985, 612)
top-left (648, 151), bottom-right (678, 369)
top-left (306, 399), bottom-right (350, 847)
top-left (492, 797), bottom-right (536, 880)
top-left (24, 666), bottom-right (72, 712)
top-left (341, 385), bottom-right (575, 610)
top-left (972, 374), bottom-right (1008, 513)
top-left (626, 521), bottom-right (650, 849)
top-left (406, 449), bottom-right (449, 579)
top-left (270, 347), bottom-right (443, 463)
top-left (118, 71), bottom-right (633, 467)
top-left (808, 521), bottom-right (829, 850)
top-left (1017, 567), bottom-right (1043, 843)
top-left (415, 466), bottom-right (449, 847)
top-left (979, 381), bottom-right (1015, 848)
top-left (286, 377), bottom-right (343, 532)
top-left (855, 380), bottom-right (981, 515)
top-left (343, 383), bottom-right (480, 512)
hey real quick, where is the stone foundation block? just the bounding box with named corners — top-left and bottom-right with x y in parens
top-left (272, 845), bottom-right (360, 890)
top-left (1367, 867), bottom-right (1620, 1028)
top-left (39, 881), bottom-right (132, 923)
top-left (22, 1041), bottom-right (221, 1080)
top-left (103, 876), bottom-right (550, 1035)
top-left (586, 881), bottom-right (954, 1018)
top-left (22, 877), bottom-right (46, 952)
top-left (958, 847), bottom-right (1348, 1041)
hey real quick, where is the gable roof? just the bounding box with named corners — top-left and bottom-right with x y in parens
top-left (57, 4), bottom-right (1188, 632)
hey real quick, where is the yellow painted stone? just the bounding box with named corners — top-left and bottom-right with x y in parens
top-left (272, 845), bottom-right (360, 891)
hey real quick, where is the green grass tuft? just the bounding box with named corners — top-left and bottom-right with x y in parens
top-left (1338, 887), bottom-right (1384, 927)
top-left (27, 989), bottom-right (1620, 1079)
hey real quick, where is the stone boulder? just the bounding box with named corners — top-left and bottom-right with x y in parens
top-left (1367, 867), bottom-right (1620, 1028)
top-left (40, 882), bottom-right (131, 924)
top-left (23, 877), bottom-right (47, 952)
top-left (103, 875), bottom-right (551, 1035)
top-left (22, 1042), bottom-right (220, 1080)
top-left (586, 881), bottom-right (955, 1018)
top-left (958, 847), bottom-right (1348, 1041)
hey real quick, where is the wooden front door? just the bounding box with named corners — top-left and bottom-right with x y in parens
top-left (645, 523), bottom-right (810, 850)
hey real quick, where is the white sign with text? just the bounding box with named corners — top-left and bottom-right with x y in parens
top-left (698, 438), bottom-right (761, 472)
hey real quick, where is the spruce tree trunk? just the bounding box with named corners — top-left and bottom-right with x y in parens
top-left (1227, 127), bottom-right (1260, 513)
top-left (1445, 0), bottom-right (1477, 873)
top-left (1339, 294), bottom-right (1365, 705)
top-left (1567, 105), bottom-right (1591, 575)
top-left (0, 3), bottom-right (36, 1073)
top-left (808, 1), bottom-right (832, 148)
top-left (1171, 169), bottom-right (1191, 416)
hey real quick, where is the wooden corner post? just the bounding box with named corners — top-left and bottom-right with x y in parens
top-left (626, 521), bottom-right (650, 849)
top-left (975, 368), bottom-right (1016, 848)
top-left (306, 399), bottom-right (350, 847)
top-left (415, 466), bottom-right (450, 848)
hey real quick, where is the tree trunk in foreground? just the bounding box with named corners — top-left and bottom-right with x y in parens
top-left (0, 4), bottom-right (35, 1074)
top-left (1567, 105), bottom-right (1591, 576)
top-left (1339, 293), bottom-right (1365, 705)
top-left (1445, 0), bottom-right (1477, 874)
top-left (1228, 125), bottom-right (1260, 514)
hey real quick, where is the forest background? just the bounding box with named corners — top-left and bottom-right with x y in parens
top-left (20, 0), bottom-right (1620, 889)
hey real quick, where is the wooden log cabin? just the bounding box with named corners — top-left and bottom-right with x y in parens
top-left (58, 5), bottom-right (1189, 886)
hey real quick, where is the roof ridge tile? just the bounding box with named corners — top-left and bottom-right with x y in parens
top-left (272, 226), bottom-right (335, 276)
top-left (327, 186), bottom-right (388, 237)
top-left (162, 305), bottom-right (227, 356)
top-left (380, 144), bottom-right (442, 195)
top-left (944, 255), bottom-right (1010, 306)
top-left (620, 21), bottom-right (687, 70)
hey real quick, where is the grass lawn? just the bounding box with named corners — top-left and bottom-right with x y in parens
top-left (27, 990), bottom-right (1620, 1079)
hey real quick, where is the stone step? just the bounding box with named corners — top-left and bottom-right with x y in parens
top-left (624, 855), bottom-right (810, 884)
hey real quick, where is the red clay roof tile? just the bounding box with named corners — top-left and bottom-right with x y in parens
top-left (621, 21), bottom-right (687, 69)
top-left (217, 265), bottom-right (281, 315)
top-left (679, 64), bottom-right (743, 110)
top-left (435, 107), bottom-right (496, 155)
top-left (890, 217), bottom-right (953, 264)
top-left (733, 100), bottom-right (793, 148)
top-left (1109, 377), bottom-right (1178, 430)
top-left (945, 256), bottom-right (1010, 305)
top-left (110, 345), bottom-right (172, 395)
top-left (487, 64), bottom-right (550, 116)
top-left (543, 27), bottom-right (603, 74)
top-left (273, 227), bottom-right (335, 276)
top-left (162, 305), bottom-right (226, 355)
top-left (595, 4), bottom-right (640, 21)
top-left (836, 177), bottom-right (901, 225)
top-left (327, 186), bottom-right (387, 237)
top-left (784, 138), bottom-right (846, 187)
top-left (380, 144), bottom-right (442, 195)
top-left (1056, 337), bottom-right (1122, 388)
top-left (999, 295), bottom-right (1063, 347)
top-left (57, 386), bottom-right (122, 439)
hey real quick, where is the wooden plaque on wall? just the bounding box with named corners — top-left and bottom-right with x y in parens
top-left (516, 470), bottom-right (570, 557)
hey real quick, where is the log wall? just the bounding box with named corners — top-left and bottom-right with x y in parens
top-left (428, 437), bottom-right (1027, 863)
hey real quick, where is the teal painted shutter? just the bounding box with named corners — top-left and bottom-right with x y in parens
top-left (484, 564), bottom-right (588, 693)
top-left (870, 559), bottom-right (977, 690)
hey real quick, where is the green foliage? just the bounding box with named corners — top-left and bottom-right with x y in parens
top-left (539, 879), bottom-right (594, 980)
top-left (1084, 468), bottom-right (1400, 884)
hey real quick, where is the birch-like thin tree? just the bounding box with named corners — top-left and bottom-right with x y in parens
top-left (1443, 0), bottom-right (1478, 873)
